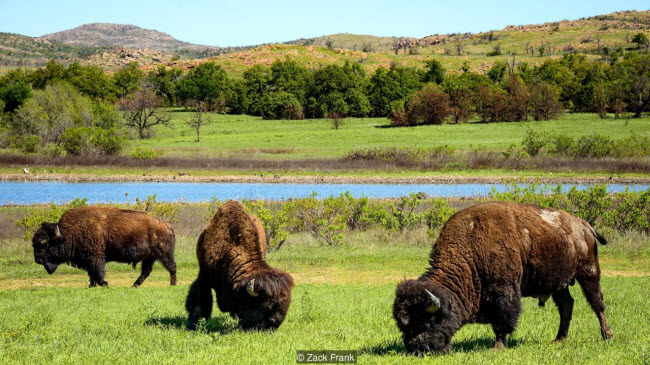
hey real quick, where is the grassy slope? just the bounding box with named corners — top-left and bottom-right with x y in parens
top-left (173, 11), bottom-right (650, 76)
top-left (1, 230), bottom-right (649, 364)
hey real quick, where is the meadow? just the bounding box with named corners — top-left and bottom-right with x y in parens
top-left (2, 112), bottom-right (649, 181)
top-left (1, 203), bottom-right (649, 364)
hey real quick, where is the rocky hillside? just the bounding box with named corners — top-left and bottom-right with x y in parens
top-left (40, 23), bottom-right (220, 54)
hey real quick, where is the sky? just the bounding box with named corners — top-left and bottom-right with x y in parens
top-left (1, 0), bottom-right (648, 47)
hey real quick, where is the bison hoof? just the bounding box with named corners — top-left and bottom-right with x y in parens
top-left (554, 335), bottom-right (567, 342)
top-left (601, 329), bottom-right (613, 340)
top-left (491, 341), bottom-right (505, 350)
top-left (133, 284), bottom-right (140, 288)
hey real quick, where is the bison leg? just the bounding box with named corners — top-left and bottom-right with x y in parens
top-left (577, 275), bottom-right (613, 340)
top-left (185, 274), bottom-right (213, 330)
top-left (88, 260), bottom-right (108, 287)
top-left (159, 256), bottom-right (177, 286)
top-left (490, 286), bottom-right (522, 349)
top-left (133, 258), bottom-right (155, 288)
top-left (552, 287), bottom-right (574, 341)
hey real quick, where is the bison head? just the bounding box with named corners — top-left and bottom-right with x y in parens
top-left (393, 279), bottom-right (459, 355)
top-left (32, 222), bottom-right (65, 274)
top-left (234, 269), bottom-right (294, 330)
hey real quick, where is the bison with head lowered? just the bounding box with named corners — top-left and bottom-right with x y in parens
top-left (32, 206), bottom-right (177, 287)
top-left (185, 201), bottom-right (294, 331)
top-left (393, 201), bottom-right (613, 354)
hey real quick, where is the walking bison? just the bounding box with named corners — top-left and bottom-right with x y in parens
top-left (185, 201), bottom-right (294, 331)
top-left (32, 206), bottom-right (177, 287)
top-left (393, 201), bottom-right (613, 354)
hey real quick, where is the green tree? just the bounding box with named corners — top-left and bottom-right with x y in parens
top-left (270, 59), bottom-right (311, 105)
top-left (631, 33), bottom-right (649, 50)
top-left (243, 64), bottom-right (271, 116)
top-left (65, 62), bottom-right (115, 99)
top-left (114, 62), bottom-right (144, 98)
top-left (147, 65), bottom-right (183, 106)
top-left (0, 69), bottom-right (32, 112)
top-left (176, 62), bottom-right (229, 106)
top-left (422, 58), bottom-right (445, 84)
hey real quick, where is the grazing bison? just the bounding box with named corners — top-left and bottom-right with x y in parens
top-left (186, 201), bottom-right (294, 331)
top-left (393, 201), bottom-right (613, 354)
top-left (32, 206), bottom-right (177, 287)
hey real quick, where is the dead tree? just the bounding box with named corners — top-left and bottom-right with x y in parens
top-left (119, 88), bottom-right (171, 139)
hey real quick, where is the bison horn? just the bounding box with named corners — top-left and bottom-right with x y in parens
top-left (424, 288), bottom-right (441, 313)
top-left (54, 225), bottom-right (61, 238)
top-left (246, 279), bottom-right (259, 297)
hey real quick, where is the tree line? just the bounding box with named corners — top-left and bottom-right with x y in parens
top-left (0, 51), bottom-right (649, 154)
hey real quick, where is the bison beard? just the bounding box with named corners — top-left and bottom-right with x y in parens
top-left (185, 201), bottom-right (294, 331)
top-left (31, 206), bottom-right (177, 287)
top-left (393, 201), bottom-right (613, 354)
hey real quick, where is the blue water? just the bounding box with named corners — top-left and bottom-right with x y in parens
top-left (0, 181), bottom-right (648, 205)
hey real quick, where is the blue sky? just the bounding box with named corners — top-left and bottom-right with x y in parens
top-left (1, 1), bottom-right (648, 47)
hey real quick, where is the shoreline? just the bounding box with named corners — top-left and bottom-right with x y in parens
top-left (2, 173), bottom-right (650, 184)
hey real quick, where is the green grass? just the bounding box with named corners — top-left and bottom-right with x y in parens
top-left (132, 112), bottom-right (650, 159)
top-left (1, 225), bottom-right (649, 364)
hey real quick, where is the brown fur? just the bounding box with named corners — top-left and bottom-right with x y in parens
top-left (393, 201), bottom-right (613, 354)
top-left (185, 201), bottom-right (294, 331)
top-left (32, 206), bottom-right (176, 287)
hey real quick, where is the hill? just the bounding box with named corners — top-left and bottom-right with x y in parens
top-left (1, 10), bottom-right (649, 72)
top-left (40, 23), bottom-right (220, 54)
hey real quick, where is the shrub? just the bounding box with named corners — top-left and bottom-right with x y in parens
top-left (61, 127), bottom-right (93, 156)
top-left (612, 133), bottom-right (650, 158)
top-left (284, 193), bottom-right (346, 245)
top-left (529, 82), bottom-right (563, 121)
top-left (366, 193), bottom-right (423, 232)
top-left (132, 194), bottom-right (178, 223)
top-left (548, 134), bottom-right (575, 156)
top-left (571, 134), bottom-right (613, 158)
top-left (261, 92), bottom-right (304, 120)
top-left (42, 143), bottom-right (64, 157)
top-left (603, 188), bottom-right (650, 233)
top-left (130, 147), bottom-right (159, 160)
top-left (564, 184), bottom-right (611, 226)
top-left (16, 198), bottom-right (88, 240)
top-left (93, 127), bottom-right (127, 155)
top-left (424, 199), bottom-right (456, 236)
top-left (243, 200), bottom-right (290, 251)
top-left (521, 128), bottom-right (548, 156)
top-left (202, 196), bottom-right (223, 223)
top-left (14, 135), bottom-right (40, 153)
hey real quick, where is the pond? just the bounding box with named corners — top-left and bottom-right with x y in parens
top-left (1, 181), bottom-right (648, 205)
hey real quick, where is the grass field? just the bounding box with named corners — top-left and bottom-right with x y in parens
top-left (1, 201), bottom-right (649, 364)
top-left (132, 112), bottom-right (650, 159)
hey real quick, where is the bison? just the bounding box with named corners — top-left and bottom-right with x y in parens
top-left (185, 201), bottom-right (294, 331)
top-left (32, 206), bottom-right (177, 287)
top-left (393, 201), bottom-right (613, 354)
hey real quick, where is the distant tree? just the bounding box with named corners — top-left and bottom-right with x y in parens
top-left (176, 62), bottom-right (229, 107)
top-left (270, 59), bottom-right (311, 105)
top-left (441, 74), bottom-right (474, 123)
top-left (114, 62), bottom-right (144, 98)
top-left (29, 60), bottom-right (67, 89)
top-left (243, 64), bottom-right (271, 116)
top-left (591, 82), bottom-right (610, 118)
top-left (147, 65), bottom-right (183, 106)
top-left (404, 84), bottom-right (451, 126)
top-left (184, 100), bottom-right (211, 142)
top-left (474, 85), bottom-right (508, 122)
top-left (422, 59), bottom-right (445, 84)
top-left (224, 78), bottom-right (250, 114)
top-left (631, 33), bottom-right (649, 50)
top-left (65, 62), bottom-right (115, 99)
top-left (610, 53), bottom-right (650, 118)
top-left (0, 69), bottom-right (32, 112)
top-left (118, 88), bottom-right (171, 139)
top-left (487, 61), bottom-right (508, 84)
top-left (503, 74), bottom-right (530, 122)
top-left (529, 82), bottom-right (563, 121)
top-left (368, 66), bottom-right (421, 116)
top-left (260, 92), bottom-right (303, 120)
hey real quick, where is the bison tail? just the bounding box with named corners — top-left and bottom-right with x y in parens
top-left (595, 231), bottom-right (607, 245)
